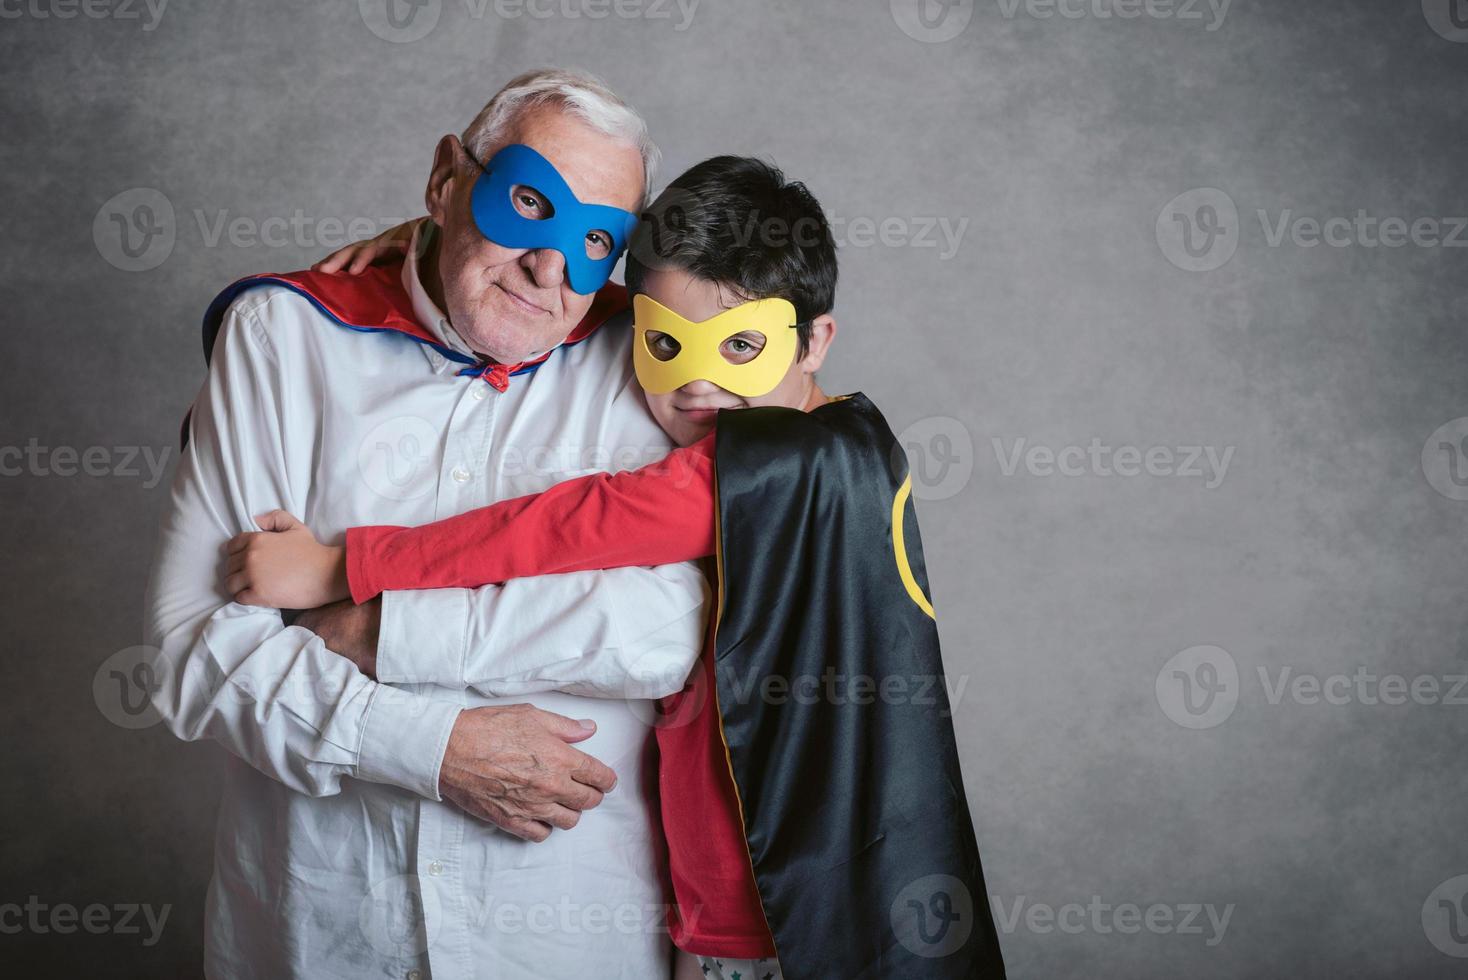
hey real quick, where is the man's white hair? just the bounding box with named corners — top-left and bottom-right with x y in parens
top-left (461, 67), bottom-right (660, 207)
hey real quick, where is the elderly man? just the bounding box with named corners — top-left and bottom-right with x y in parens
top-left (144, 69), bottom-right (707, 979)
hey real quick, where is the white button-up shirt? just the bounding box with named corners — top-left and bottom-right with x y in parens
top-left (143, 224), bottom-right (708, 979)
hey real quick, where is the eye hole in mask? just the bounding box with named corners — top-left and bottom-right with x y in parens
top-left (644, 330), bottom-right (768, 364)
top-left (720, 331), bottom-right (767, 364)
top-left (632, 294), bottom-right (801, 397)
top-left (507, 184), bottom-right (615, 262)
top-left (645, 330), bottom-right (681, 362)
top-left (468, 143), bottom-right (638, 294)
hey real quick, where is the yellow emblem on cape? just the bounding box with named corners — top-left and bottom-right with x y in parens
top-left (892, 475), bottom-right (936, 620)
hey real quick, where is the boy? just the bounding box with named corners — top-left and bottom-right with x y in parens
top-left (226, 157), bottom-right (1006, 979)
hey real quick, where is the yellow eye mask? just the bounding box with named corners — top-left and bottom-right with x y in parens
top-left (632, 294), bottom-right (801, 398)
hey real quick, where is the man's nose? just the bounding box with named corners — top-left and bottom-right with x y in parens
top-left (521, 247), bottom-right (565, 290)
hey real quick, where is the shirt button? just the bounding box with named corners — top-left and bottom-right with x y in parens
top-left (472, 384), bottom-right (488, 401)
top-left (407, 970), bottom-right (422, 980)
top-left (451, 466), bottom-right (471, 484)
top-left (426, 860), bottom-right (445, 876)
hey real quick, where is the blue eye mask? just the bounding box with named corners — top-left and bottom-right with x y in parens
top-left (468, 143), bottom-right (639, 295)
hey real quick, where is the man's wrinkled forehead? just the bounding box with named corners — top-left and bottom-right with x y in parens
top-left (497, 105), bottom-right (644, 214)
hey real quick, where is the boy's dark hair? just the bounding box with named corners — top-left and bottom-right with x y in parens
top-left (624, 156), bottom-right (838, 361)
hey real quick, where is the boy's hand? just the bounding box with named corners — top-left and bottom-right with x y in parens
top-left (224, 509), bottom-right (350, 609)
top-left (312, 218), bottom-right (419, 275)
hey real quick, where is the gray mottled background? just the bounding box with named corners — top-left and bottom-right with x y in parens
top-left (2, 0), bottom-right (1466, 976)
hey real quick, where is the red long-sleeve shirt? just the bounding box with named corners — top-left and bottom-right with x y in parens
top-left (345, 434), bottom-right (716, 603)
top-left (344, 431), bottom-right (776, 958)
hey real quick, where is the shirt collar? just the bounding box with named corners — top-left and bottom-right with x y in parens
top-left (399, 218), bottom-right (601, 392)
top-left (402, 219), bottom-right (476, 363)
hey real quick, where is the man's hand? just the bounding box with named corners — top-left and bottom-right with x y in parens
top-left (293, 597), bottom-right (381, 677)
top-left (438, 704), bottom-right (618, 842)
top-left (295, 600), bottom-right (617, 840)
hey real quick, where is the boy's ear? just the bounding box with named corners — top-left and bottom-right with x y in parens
top-left (798, 314), bottom-right (838, 374)
top-left (424, 134), bottom-right (462, 227)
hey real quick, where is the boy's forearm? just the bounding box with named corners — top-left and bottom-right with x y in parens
top-left (346, 437), bottom-right (717, 603)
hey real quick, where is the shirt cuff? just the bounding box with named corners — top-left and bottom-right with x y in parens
top-left (376, 588), bottom-right (470, 687)
top-left (356, 683), bottom-right (461, 801)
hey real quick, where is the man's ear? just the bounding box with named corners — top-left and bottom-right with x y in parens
top-left (424, 134), bottom-right (462, 227)
top-left (798, 314), bottom-right (838, 374)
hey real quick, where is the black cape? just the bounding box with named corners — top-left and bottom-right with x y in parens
top-left (710, 392), bottom-right (1007, 979)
